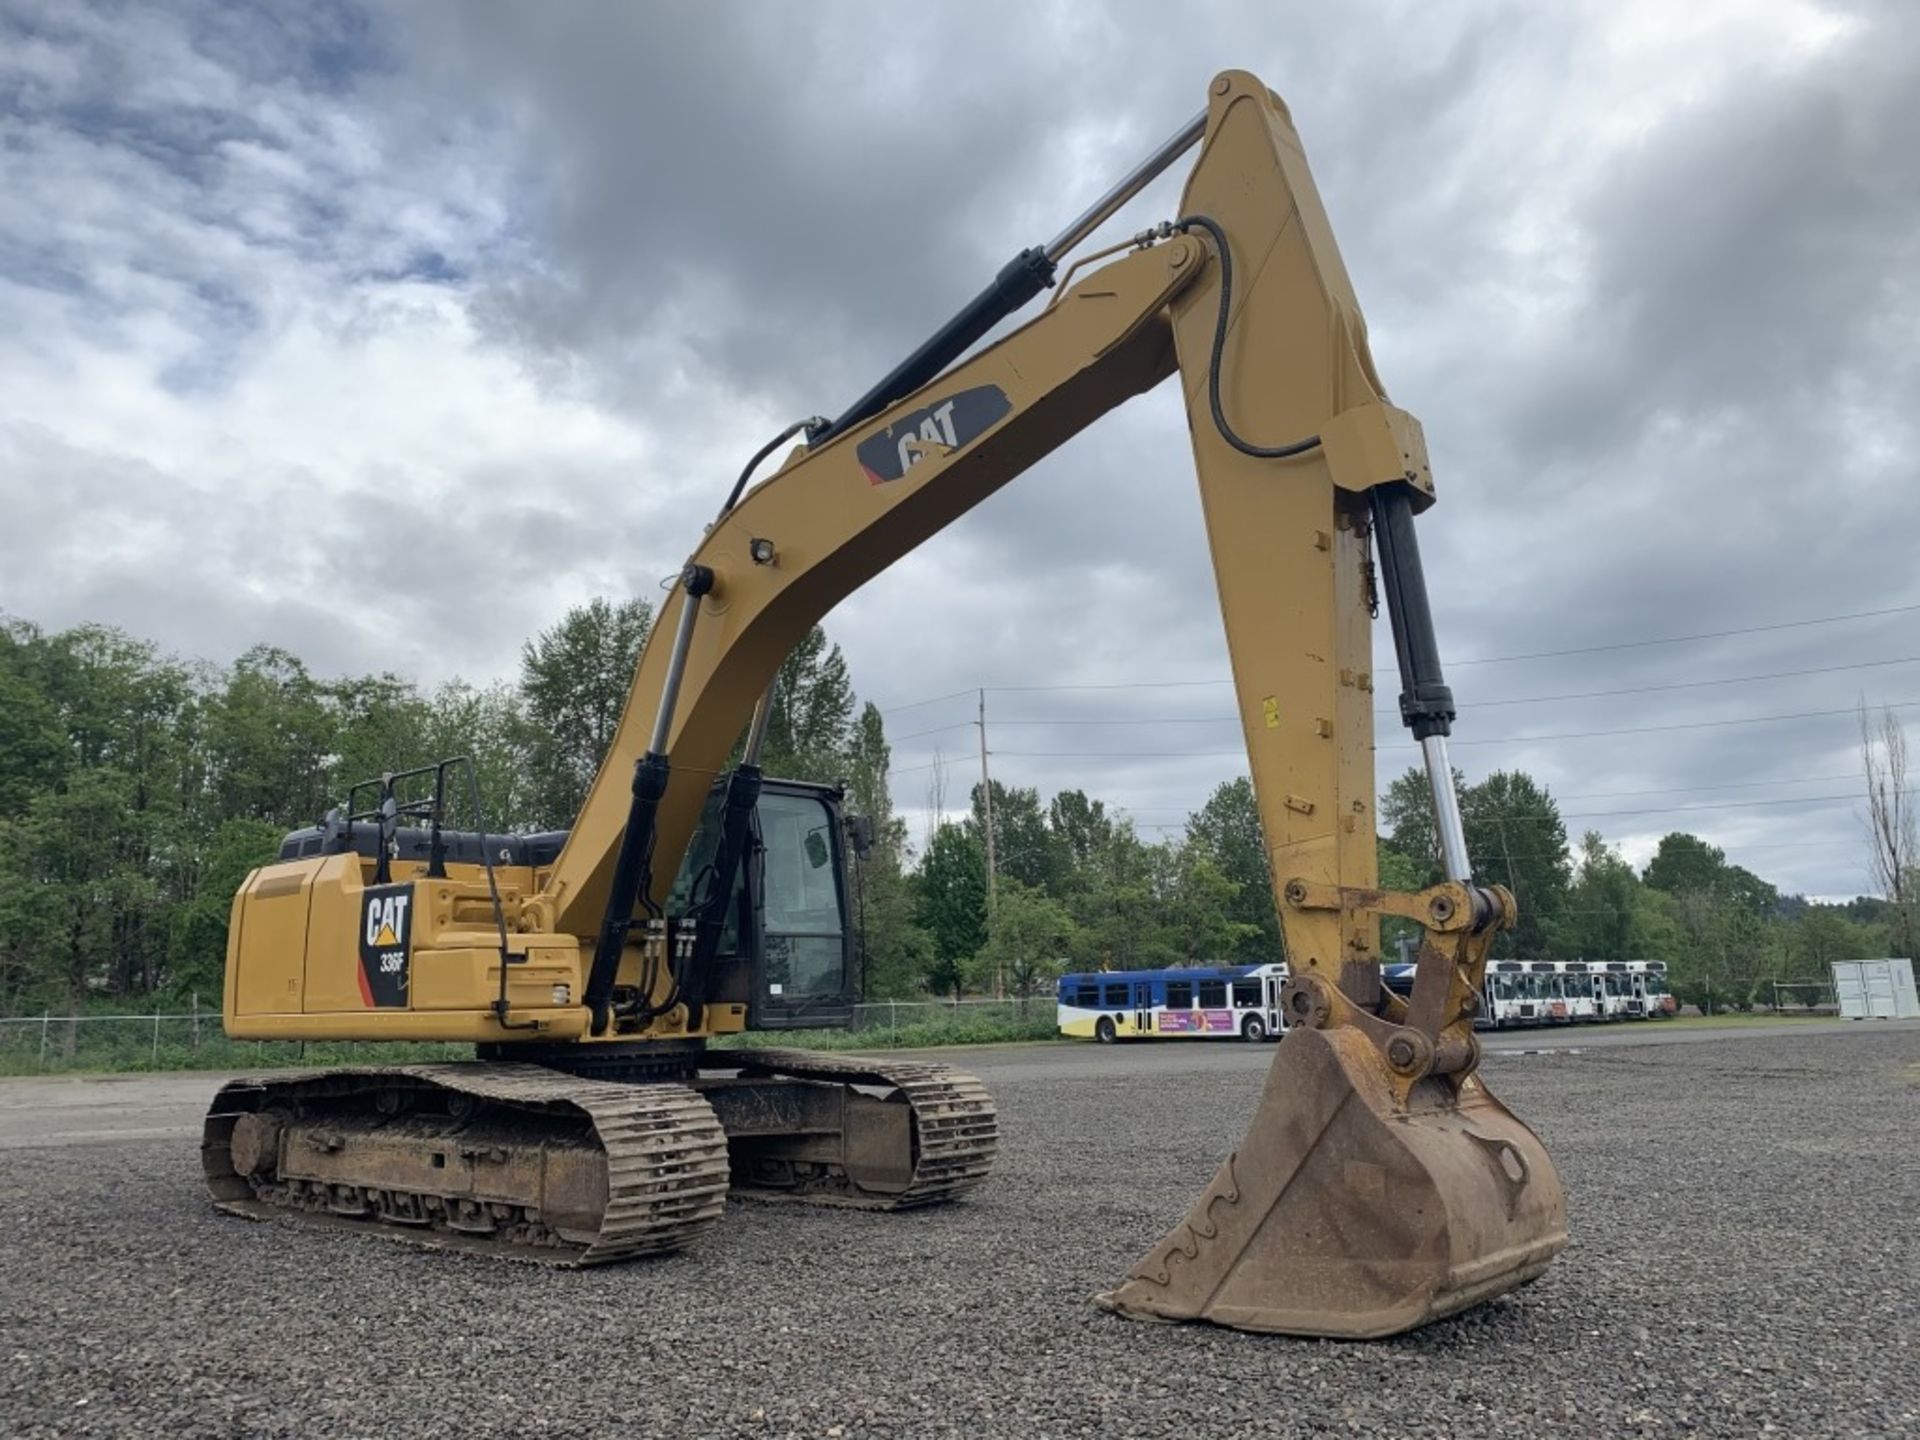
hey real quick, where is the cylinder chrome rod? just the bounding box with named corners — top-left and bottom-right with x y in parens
top-left (742, 684), bottom-right (775, 767)
top-left (647, 567), bottom-right (712, 755)
top-left (1422, 734), bottom-right (1472, 884)
top-left (1044, 109), bottom-right (1207, 263)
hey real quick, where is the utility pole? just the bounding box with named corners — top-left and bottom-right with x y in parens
top-left (978, 688), bottom-right (1000, 997)
top-left (1493, 817), bottom-right (1520, 899)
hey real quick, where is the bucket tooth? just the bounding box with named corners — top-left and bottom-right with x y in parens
top-left (1095, 1025), bottom-right (1566, 1338)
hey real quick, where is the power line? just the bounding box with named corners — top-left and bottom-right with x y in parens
top-left (1431, 701), bottom-right (1920, 750)
top-left (1447, 602), bottom-right (1920, 667)
top-left (1556, 774), bottom-right (1861, 802)
top-left (1562, 793), bottom-right (1873, 821)
top-left (1466, 655), bottom-right (1920, 708)
top-left (889, 720), bottom-right (976, 743)
top-left (879, 687), bottom-right (977, 717)
top-left (872, 601), bottom-right (1920, 711)
top-left (1128, 793), bottom-right (1874, 829)
top-left (1114, 773), bottom-right (1867, 814)
top-left (887, 654), bottom-right (1920, 733)
top-left (927, 701), bottom-right (1914, 763)
top-left (1121, 825), bottom-right (1862, 859)
top-left (1134, 791), bottom-right (1879, 828)
top-left (1430, 791), bottom-right (1908, 829)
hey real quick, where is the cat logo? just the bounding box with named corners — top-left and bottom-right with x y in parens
top-left (855, 384), bottom-right (1013, 485)
top-left (356, 883), bottom-right (414, 1008)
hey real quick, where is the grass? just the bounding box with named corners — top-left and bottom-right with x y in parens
top-left (713, 1008), bottom-right (1059, 1053)
top-left (1661, 1011), bottom-right (1838, 1029)
top-left (0, 1029), bottom-right (470, 1078)
top-left (0, 1005), bottom-right (1061, 1077)
top-left (1, 1005), bottom-right (1858, 1078)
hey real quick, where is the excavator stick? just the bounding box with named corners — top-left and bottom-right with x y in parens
top-left (1086, 73), bottom-right (1571, 1338)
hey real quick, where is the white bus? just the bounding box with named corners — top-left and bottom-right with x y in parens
top-left (1056, 963), bottom-right (1289, 1043)
top-left (1624, 960), bottom-right (1676, 1018)
top-left (1483, 961), bottom-right (1552, 1028)
top-left (1551, 962), bottom-right (1598, 1023)
top-left (1576, 961), bottom-right (1633, 1020)
top-left (1383, 959), bottom-right (1671, 1030)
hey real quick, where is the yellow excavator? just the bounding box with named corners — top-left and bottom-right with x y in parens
top-left (207, 70), bottom-right (1566, 1338)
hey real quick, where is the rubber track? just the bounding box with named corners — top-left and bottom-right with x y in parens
top-left (711, 1048), bottom-right (998, 1208)
top-left (202, 1064), bottom-right (730, 1266)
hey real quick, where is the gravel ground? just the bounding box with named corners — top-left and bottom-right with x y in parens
top-left (1, 1027), bottom-right (1915, 1439)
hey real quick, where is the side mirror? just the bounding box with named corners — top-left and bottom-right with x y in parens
top-left (804, 831), bottom-right (831, 869)
top-left (844, 813), bottom-right (876, 861)
top-left (319, 806), bottom-right (350, 853)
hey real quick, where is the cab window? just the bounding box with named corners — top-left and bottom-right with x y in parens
top-left (758, 792), bottom-right (846, 998)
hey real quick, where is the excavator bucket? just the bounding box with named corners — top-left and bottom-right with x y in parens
top-left (1096, 1025), bottom-right (1566, 1338)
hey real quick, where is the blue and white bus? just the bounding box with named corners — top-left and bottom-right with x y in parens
top-left (1056, 963), bottom-right (1288, 1043)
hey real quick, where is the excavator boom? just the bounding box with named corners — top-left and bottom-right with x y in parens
top-left (212, 70), bottom-right (1565, 1337)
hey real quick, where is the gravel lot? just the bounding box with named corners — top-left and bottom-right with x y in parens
top-left (2, 1025), bottom-right (1915, 1439)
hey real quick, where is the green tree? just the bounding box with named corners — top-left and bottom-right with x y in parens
top-left (1551, 831), bottom-right (1646, 961)
top-left (1046, 789), bottom-right (1113, 894)
top-left (166, 818), bottom-right (284, 996)
top-left (1377, 841), bottom-right (1428, 960)
top-left (325, 673), bottom-right (436, 804)
top-left (1642, 832), bottom-right (1726, 896)
top-left (423, 679), bottom-right (537, 832)
top-left (203, 646), bottom-right (336, 825)
top-left (851, 852), bottom-right (934, 999)
top-left (1783, 906), bottom-right (1878, 1003)
top-left (1384, 766), bottom-right (1571, 956)
top-left (1163, 849), bottom-right (1262, 963)
top-left (916, 822), bottom-right (987, 997)
top-left (6, 625), bottom-right (203, 998)
top-left (973, 880), bottom-right (1078, 998)
top-left (1464, 771), bottom-right (1570, 956)
top-left (844, 701), bottom-right (892, 826)
top-left (1063, 821), bottom-right (1184, 972)
top-left (833, 701), bottom-right (933, 1000)
top-left (0, 621), bottom-right (67, 813)
top-left (969, 780), bottom-right (1055, 891)
top-left (760, 626), bottom-right (855, 783)
top-left (1380, 766), bottom-right (1449, 873)
top-left (518, 597), bottom-right (653, 826)
top-left (1642, 833), bottom-right (1778, 916)
top-left (0, 770), bottom-right (151, 1003)
top-left (1182, 778), bottom-right (1278, 960)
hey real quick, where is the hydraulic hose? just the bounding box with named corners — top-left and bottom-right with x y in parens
top-left (1173, 214), bottom-right (1323, 460)
top-left (719, 417), bottom-right (828, 519)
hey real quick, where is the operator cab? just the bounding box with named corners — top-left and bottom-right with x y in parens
top-left (668, 777), bottom-right (861, 1030)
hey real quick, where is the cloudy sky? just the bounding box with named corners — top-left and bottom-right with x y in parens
top-left (3, 0), bottom-right (1916, 899)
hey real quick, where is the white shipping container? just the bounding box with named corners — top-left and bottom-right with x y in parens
top-left (1831, 959), bottom-right (1920, 1020)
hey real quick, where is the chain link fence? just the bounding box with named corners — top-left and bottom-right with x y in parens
top-left (0, 996), bottom-right (1061, 1075)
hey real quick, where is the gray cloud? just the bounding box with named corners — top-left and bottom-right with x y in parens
top-left (2, 0), bottom-right (1915, 898)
